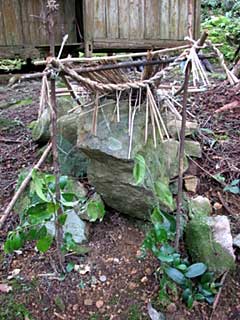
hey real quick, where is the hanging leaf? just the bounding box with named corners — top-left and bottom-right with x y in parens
top-left (154, 181), bottom-right (175, 211)
top-left (60, 193), bottom-right (79, 207)
top-left (31, 171), bottom-right (49, 202)
top-left (27, 203), bottom-right (53, 224)
top-left (151, 208), bottom-right (164, 224)
top-left (36, 226), bottom-right (47, 240)
top-left (59, 176), bottom-right (68, 190)
top-left (185, 263), bottom-right (207, 278)
top-left (133, 154), bottom-right (146, 185)
top-left (36, 235), bottom-right (53, 253)
top-left (165, 267), bottom-right (186, 285)
top-left (87, 201), bottom-right (105, 222)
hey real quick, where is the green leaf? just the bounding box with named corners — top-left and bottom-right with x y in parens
top-left (165, 267), bottom-right (186, 285)
top-left (154, 223), bottom-right (168, 243)
top-left (157, 253), bottom-right (174, 263)
top-left (26, 228), bottom-right (38, 241)
top-left (185, 263), bottom-right (207, 278)
top-left (201, 272), bottom-right (214, 284)
top-left (151, 208), bottom-right (164, 224)
top-left (205, 296), bottom-right (215, 304)
top-left (154, 181), bottom-right (175, 211)
top-left (27, 203), bottom-right (53, 224)
top-left (133, 154), bottom-right (146, 185)
top-left (36, 226), bottom-right (47, 240)
top-left (60, 193), bottom-right (79, 207)
top-left (187, 295), bottom-right (194, 309)
top-left (58, 214), bottom-right (67, 226)
top-left (87, 200), bottom-right (105, 222)
top-left (182, 288), bottom-right (192, 302)
top-left (59, 176), bottom-right (68, 190)
top-left (66, 262), bottom-right (75, 273)
top-left (176, 264), bottom-right (188, 271)
top-left (31, 172), bottom-right (49, 202)
top-left (194, 293), bottom-right (205, 301)
top-left (36, 235), bottom-right (53, 253)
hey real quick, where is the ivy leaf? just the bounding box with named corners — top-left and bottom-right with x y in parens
top-left (87, 201), bottom-right (105, 222)
top-left (36, 235), bottom-right (53, 253)
top-left (133, 154), bottom-right (146, 185)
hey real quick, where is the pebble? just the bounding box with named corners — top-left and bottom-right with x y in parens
top-left (145, 268), bottom-right (152, 275)
top-left (167, 303), bottom-right (177, 313)
top-left (128, 282), bottom-right (137, 290)
top-left (96, 300), bottom-right (104, 309)
top-left (84, 299), bottom-right (93, 306)
top-left (100, 275), bottom-right (107, 282)
top-left (140, 276), bottom-right (148, 283)
top-left (73, 304), bottom-right (78, 311)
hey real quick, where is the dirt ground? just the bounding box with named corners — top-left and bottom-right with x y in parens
top-left (0, 77), bottom-right (240, 320)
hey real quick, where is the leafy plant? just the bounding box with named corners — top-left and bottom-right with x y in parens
top-left (4, 170), bottom-right (105, 256)
top-left (202, 15), bottom-right (240, 61)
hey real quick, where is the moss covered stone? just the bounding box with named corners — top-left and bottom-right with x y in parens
top-left (186, 212), bottom-right (235, 276)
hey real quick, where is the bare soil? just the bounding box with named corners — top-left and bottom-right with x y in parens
top-left (0, 78), bottom-right (239, 320)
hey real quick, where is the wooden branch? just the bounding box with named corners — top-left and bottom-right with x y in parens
top-left (210, 272), bottom-right (228, 320)
top-left (61, 75), bottom-right (83, 109)
top-left (34, 45), bottom-right (191, 65)
top-left (0, 143), bottom-right (52, 229)
top-left (215, 100), bottom-right (240, 113)
top-left (175, 62), bottom-right (191, 251)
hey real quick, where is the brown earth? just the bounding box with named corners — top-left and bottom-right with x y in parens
top-left (0, 77), bottom-right (239, 320)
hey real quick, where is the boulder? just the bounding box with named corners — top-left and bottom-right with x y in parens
top-left (77, 99), bottom-right (201, 219)
top-left (186, 198), bottom-right (235, 275)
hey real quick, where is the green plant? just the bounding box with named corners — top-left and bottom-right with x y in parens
top-left (202, 15), bottom-right (240, 61)
top-left (4, 170), bottom-right (105, 256)
top-left (224, 179), bottom-right (240, 194)
top-left (133, 155), bottom-right (219, 309)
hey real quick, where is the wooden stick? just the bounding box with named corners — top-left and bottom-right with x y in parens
top-left (61, 74), bottom-right (83, 108)
top-left (175, 62), bottom-right (191, 251)
top-left (34, 45), bottom-right (191, 65)
top-left (209, 272), bottom-right (228, 320)
top-left (0, 143), bottom-right (52, 229)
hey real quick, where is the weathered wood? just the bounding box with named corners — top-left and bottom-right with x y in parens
top-left (83, 0), bottom-right (94, 56)
top-left (0, 0), bottom-right (201, 57)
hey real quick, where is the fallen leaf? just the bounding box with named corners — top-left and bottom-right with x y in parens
top-left (7, 268), bottom-right (21, 279)
top-left (0, 283), bottom-right (12, 293)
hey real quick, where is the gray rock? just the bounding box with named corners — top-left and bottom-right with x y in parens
top-left (167, 119), bottom-right (198, 138)
top-left (189, 196), bottom-right (212, 217)
top-left (46, 210), bottom-right (87, 243)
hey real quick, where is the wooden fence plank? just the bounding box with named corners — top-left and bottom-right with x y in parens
top-left (106, 0), bottom-right (119, 39)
